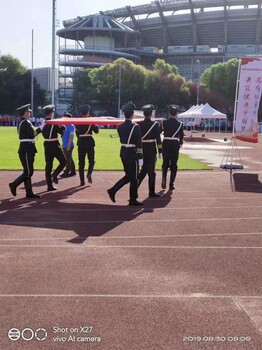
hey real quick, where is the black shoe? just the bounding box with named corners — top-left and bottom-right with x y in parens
top-left (87, 174), bottom-right (92, 184)
top-left (107, 189), bottom-right (116, 203)
top-left (161, 178), bottom-right (166, 190)
top-left (149, 192), bottom-right (161, 197)
top-left (69, 172), bottom-right (76, 176)
top-left (9, 182), bottom-right (17, 196)
top-left (26, 193), bottom-right (41, 198)
top-left (60, 172), bottom-right (69, 178)
top-left (80, 181), bottom-right (85, 186)
top-left (129, 200), bottom-right (143, 206)
top-left (169, 185), bottom-right (175, 190)
top-left (48, 186), bottom-right (57, 191)
top-left (52, 176), bottom-right (58, 184)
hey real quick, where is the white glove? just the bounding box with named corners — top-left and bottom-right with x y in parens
top-left (159, 153), bottom-right (163, 159)
top-left (39, 120), bottom-right (46, 131)
top-left (138, 159), bottom-right (143, 167)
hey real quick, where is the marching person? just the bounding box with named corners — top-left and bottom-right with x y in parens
top-left (37, 104), bottom-right (66, 191)
top-left (9, 104), bottom-right (41, 198)
top-left (60, 112), bottom-right (76, 178)
top-left (161, 105), bottom-right (184, 190)
top-left (107, 102), bottom-right (143, 206)
top-left (75, 105), bottom-right (99, 186)
top-left (138, 104), bottom-right (162, 197)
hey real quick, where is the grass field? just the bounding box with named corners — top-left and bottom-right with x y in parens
top-left (0, 127), bottom-right (211, 171)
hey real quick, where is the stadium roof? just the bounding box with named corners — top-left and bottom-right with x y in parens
top-left (58, 14), bottom-right (137, 41)
top-left (62, 0), bottom-right (261, 23)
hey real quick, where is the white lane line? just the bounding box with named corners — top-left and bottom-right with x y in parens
top-left (68, 196), bottom-right (262, 202)
top-left (0, 245), bottom-right (261, 249)
top-left (1, 217), bottom-right (262, 224)
top-left (0, 191), bottom-right (241, 198)
top-left (0, 294), bottom-right (261, 299)
top-left (0, 232), bottom-right (262, 241)
top-left (5, 205), bottom-right (262, 212)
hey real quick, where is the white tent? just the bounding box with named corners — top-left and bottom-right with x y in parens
top-left (178, 104), bottom-right (203, 127)
top-left (178, 103), bottom-right (227, 131)
top-left (178, 104), bottom-right (203, 118)
top-left (179, 103), bottom-right (226, 119)
top-left (191, 103), bottom-right (226, 119)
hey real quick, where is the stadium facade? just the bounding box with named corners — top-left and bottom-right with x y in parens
top-left (33, 67), bottom-right (58, 100)
top-left (56, 0), bottom-right (262, 104)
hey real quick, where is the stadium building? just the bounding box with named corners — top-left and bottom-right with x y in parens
top-left (56, 0), bottom-right (262, 104)
top-left (33, 67), bottom-right (58, 101)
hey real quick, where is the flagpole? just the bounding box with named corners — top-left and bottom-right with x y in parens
top-left (31, 29), bottom-right (34, 118)
top-left (117, 64), bottom-right (122, 117)
top-left (232, 58), bottom-right (241, 136)
top-left (51, 0), bottom-right (56, 106)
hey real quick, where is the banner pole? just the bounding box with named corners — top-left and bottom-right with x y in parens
top-left (232, 58), bottom-right (241, 137)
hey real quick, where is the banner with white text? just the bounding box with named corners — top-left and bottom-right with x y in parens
top-left (235, 57), bottom-right (262, 143)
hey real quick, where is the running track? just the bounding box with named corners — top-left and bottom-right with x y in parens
top-left (0, 133), bottom-right (262, 349)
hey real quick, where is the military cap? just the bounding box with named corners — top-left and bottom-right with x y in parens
top-left (43, 104), bottom-right (55, 114)
top-left (168, 104), bottom-right (179, 114)
top-left (16, 104), bottom-right (31, 115)
top-left (63, 112), bottom-right (72, 118)
top-left (80, 105), bottom-right (91, 115)
top-left (122, 102), bottom-right (136, 114)
top-left (142, 104), bottom-right (155, 115)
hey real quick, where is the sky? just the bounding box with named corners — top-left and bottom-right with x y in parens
top-left (0, 0), bottom-right (148, 69)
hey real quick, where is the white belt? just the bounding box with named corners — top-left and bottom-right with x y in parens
top-left (164, 137), bottom-right (180, 141)
top-left (142, 139), bottom-right (155, 143)
top-left (44, 138), bottom-right (58, 142)
top-left (121, 144), bottom-right (136, 148)
top-left (20, 139), bottom-right (35, 143)
top-left (79, 134), bottom-right (92, 137)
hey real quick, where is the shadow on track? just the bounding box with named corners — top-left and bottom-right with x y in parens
top-left (1, 187), bottom-right (172, 244)
top-left (233, 173), bottom-right (262, 193)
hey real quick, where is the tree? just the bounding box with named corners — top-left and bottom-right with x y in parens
top-left (21, 71), bottom-right (46, 116)
top-left (144, 59), bottom-right (190, 109)
top-left (0, 55), bottom-right (46, 115)
top-left (152, 58), bottom-right (179, 75)
top-left (71, 58), bottom-right (190, 114)
top-left (70, 69), bottom-right (97, 114)
top-left (0, 55), bottom-right (27, 114)
top-left (200, 58), bottom-right (239, 110)
top-left (89, 58), bottom-right (148, 114)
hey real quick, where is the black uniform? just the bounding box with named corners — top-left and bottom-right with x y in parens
top-left (40, 120), bottom-right (66, 190)
top-left (138, 118), bottom-right (162, 195)
top-left (107, 119), bottom-right (143, 204)
top-left (9, 117), bottom-right (40, 197)
top-left (162, 117), bottom-right (184, 190)
top-left (75, 124), bottom-right (99, 186)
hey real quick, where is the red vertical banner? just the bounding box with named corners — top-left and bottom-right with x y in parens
top-left (235, 57), bottom-right (262, 143)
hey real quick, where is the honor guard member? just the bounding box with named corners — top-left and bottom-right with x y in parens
top-left (161, 105), bottom-right (184, 190)
top-left (9, 104), bottom-right (41, 198)
top-left (107, 102), bottom-right (143, 206)
top-left (75, 105), bottom-right (99, 186)
top-left (37, 104), bottom-right (66, 191)
top-left (138, 104), bottom-right (162, 197)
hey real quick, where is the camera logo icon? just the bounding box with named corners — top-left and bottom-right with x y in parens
top-left (8, 328), bottom-right (20, 341)
top-left (8, 328), bottom-right (47, 341)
